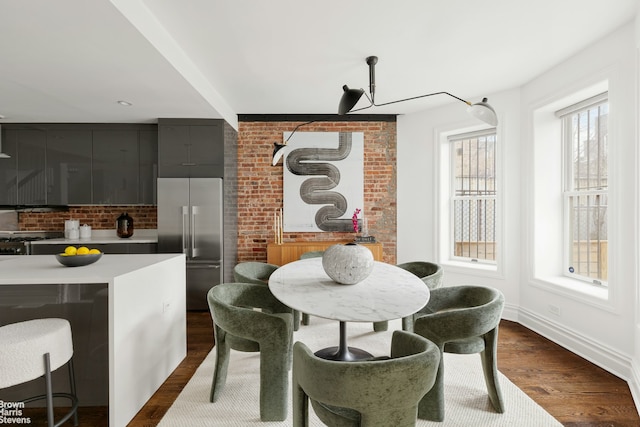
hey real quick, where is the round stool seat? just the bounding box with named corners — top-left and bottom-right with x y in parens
top-left (0, 318), bottom-right (74, 389)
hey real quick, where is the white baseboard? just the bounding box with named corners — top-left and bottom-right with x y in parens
top-left (516, 307), bottom-right (632, 380)
top-left (628, 359), bottom-right (640, 415)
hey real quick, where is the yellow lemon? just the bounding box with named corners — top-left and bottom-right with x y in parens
top-left (88, 248), bottom-right (101, 255)
top-left (76, 246), bottom-right (90, 255)
top-left (64, 246), bottom-right (77, 256)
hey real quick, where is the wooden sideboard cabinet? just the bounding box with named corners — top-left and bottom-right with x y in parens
top-left (267, 241), bottom-right (383, 266)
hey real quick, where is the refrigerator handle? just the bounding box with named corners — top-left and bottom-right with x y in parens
top-left (182, 206), bottom-right (189, 255)
top-left (191, 205), bottom-right (198, 258)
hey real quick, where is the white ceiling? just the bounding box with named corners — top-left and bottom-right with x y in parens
top-left (0, 0), bottom-right (637, 129)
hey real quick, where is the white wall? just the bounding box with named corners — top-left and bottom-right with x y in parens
top-left (397, 20), bottom-right (639, 396)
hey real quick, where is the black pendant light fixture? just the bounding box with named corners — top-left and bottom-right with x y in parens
top-left (272, 120), bottom-right (316, 166)
top-left (338, 56), bottom-right (498, 126)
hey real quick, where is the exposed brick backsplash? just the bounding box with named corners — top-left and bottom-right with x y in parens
top-left (18, 206), bottom-right (157, 231)
top-left (237, 120), bottom-right (397, 264)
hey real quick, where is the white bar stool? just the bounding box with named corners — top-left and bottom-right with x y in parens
top-left (0, 318), bottom-right (79, 427)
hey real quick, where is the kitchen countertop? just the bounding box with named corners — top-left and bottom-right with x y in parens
top-left (30, 229), bottom-right (158, 245)
top-left (0, 253), bottom-right (178, 284)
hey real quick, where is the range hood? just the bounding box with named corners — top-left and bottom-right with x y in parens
top-left (0, 125), bottom-right (10, 158)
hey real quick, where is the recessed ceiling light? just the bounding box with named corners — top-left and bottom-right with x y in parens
top-left (117, 100), bottom-right (132, 106)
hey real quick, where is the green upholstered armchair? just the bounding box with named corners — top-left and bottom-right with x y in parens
top-left (413, 285), bottom-right (505, 422)
top-left (297, 252), bottom-right (325, 325)
top-left (299, 250), bottom-right (325, 259)
top-left (233, 261), bottom-right (301, 330)
top-left (372, 261), bottom-right (443, 333)
top-left (232, 261), bottom-right (279, 285)
top-left (207, 282), bottom-right (294, 421)
top-left (293, 330), bottom-right (440, 427)
top-left (396, 261), bottom-right (443, 332)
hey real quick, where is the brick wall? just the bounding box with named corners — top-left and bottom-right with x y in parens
top-left (238, 120), bottom-right (397, 263)
top-left (18, 205), bottom-right (157, 231)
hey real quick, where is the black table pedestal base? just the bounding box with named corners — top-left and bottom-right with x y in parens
top-left (313, 321), bottom-right (374, 361)
top-left (315, 346), bottom-right (373, 361)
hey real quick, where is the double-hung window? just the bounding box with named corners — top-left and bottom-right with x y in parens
top-left (557, 93), bottom-right (608, 285)
top-left (449, 130), bottom-right (497, 264)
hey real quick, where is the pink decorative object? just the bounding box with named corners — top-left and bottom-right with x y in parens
top-left (352, 208), bottom-right (361, 233)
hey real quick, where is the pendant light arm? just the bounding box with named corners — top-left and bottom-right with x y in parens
top-left (373, 91), bottom-right (472, 108)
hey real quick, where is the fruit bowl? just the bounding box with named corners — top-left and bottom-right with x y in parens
top-left (55, 253), bottom-right (102, 267)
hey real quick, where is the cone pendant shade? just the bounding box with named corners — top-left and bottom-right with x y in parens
top-left (338, 85), bottom-right (365, 115)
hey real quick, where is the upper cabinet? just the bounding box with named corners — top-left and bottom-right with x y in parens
top-left (92, 129), bottom-right (158, 204)
top-left (0, 124), bottom-right (157, 206)
top-left (47, 129), bottom-right (92, 205)
top-left (93, 130), bottom-right (140, 204)
top-left (0, 129), bottom-right (17, 205)
top-left (138, 130), bottom-right (158, 205)
top-left (158, 119), bottom-right (224, 178)
top-left (0, 129), bottom-right (48, 205)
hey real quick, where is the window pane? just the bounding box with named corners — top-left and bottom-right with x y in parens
top-left (451, 132), bottom-right (497, 263)
top-left (568, 193), bottom-right (608, 281)
top-left (453, 197), bottom-right (496, 261)
top-left (564, 98), bottom-right (608, 284)
top-left (572, 104), bottom-right (608, 190)
top-left (454, 135), bottom-right (496, 196)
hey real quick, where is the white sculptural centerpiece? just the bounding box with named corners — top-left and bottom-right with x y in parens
top-left (322, 243), bottom-right (374, 285)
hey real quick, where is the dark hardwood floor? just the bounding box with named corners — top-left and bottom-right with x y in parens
top-left (24, 312), bottom-right (640, 426)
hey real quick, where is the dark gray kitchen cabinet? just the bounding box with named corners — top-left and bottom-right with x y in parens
top-left (12, 129), bottom-right (47, 205)
top-left (139, 130), bottom-right (158, 204)
top-left (1, 123), bottom-right (158, 206)
top-left (92, 128), bottom-right (158, 205)
top-left (46, 130), bottom-right (92, 205)
top-left (92, 130), bottom-right (140, 204)
top-left (1, 128), bottom-right (52, 205)
top-left (158, 120), bottom-right (224, 178)
top-left (0, 129), bottom-right (17, 205)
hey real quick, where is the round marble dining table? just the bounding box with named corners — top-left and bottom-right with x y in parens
top-left (268, 257), bottom-right (430, 360)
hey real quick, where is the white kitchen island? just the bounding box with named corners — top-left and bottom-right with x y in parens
top-left (0, 254), bottom-right (187, 427)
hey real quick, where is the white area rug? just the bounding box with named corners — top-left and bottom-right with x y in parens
top-left (158, 317), bottom-right (561, 426)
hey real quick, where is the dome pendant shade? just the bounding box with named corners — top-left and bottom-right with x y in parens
top-left (338, 85), bottom-right (365, 115)
top-left (467, 98), bottom-right (498, 126)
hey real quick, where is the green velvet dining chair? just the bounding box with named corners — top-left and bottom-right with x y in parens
top-left (372, 261), bottom-right (443, 333)
top-left (412, 285), bottom-right (505, 422)
top-left (233, 261), bottom-right (301, 330)
top-left (207, 282), bottom-right (294, 421)
top-left (293, 330), bottom-right (441, 427)
top-left (299, 250), bottom-right (325, 260)
top-left (298, 252), bottom-right (325, 325)
top-left (233, 261), bottom-right (279, 285)
top-left (396, 261), bottom-right (443, 332)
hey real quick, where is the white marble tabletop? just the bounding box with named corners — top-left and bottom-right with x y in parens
top-left (268, 258), bottom-right (430, 323)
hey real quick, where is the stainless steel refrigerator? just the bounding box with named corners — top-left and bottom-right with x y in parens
top-left (157, 178), bottom-right (223, 310)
